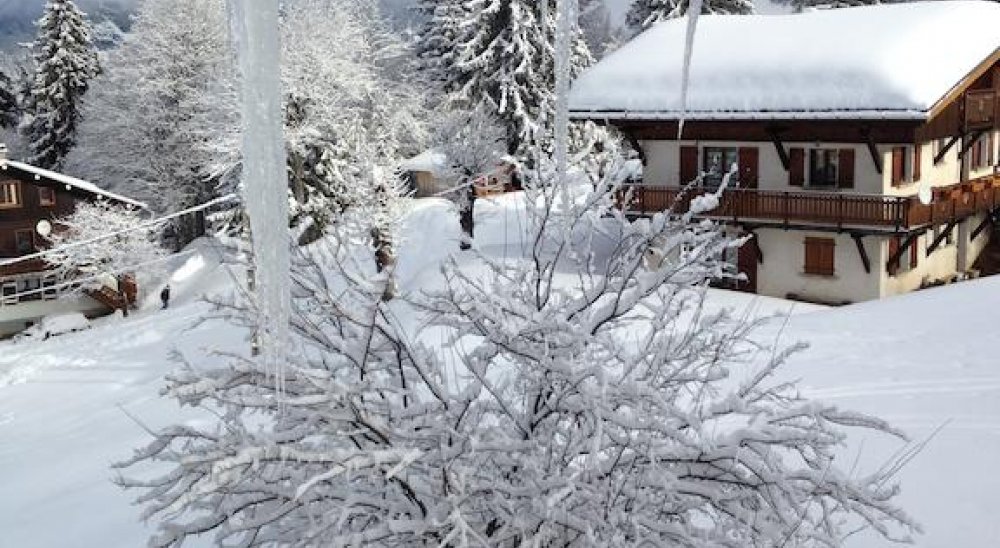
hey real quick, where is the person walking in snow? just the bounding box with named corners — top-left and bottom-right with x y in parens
top-left (160, 285), bottom-right (171, 309)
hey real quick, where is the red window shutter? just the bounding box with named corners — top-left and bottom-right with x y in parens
top-left (888, 236), bottom-right (900, 275)
top-left (838, 149), bottom-right (855, 189)
top-left (680, 146), bottom-right (698, 184)
top-left (891, 147), bottom-right (905, 186)
top-left (738, 147), bottom-right (759, 189)
top-left (789, 148), bottom-right (805, 186)
top-left (913, 143), bottom-right (922, 182)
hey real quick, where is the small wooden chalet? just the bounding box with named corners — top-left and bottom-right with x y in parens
top-left (0, 149), bottom-right (147, 336)
top-left (569, 1), bottom-right (1000, 304)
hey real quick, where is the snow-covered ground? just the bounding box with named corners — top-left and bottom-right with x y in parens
top-left (0, 195), bottom-right (997, 547)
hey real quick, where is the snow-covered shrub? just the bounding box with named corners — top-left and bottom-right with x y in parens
top-left (116, 140), bottom-right (916, 545)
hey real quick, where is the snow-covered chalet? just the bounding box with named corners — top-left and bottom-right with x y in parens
top-left (569, 1), bottom-right (1000, 304)
top-left (0, 147), bottom-right (147, 336)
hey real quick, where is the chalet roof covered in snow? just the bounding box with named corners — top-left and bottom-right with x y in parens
top-left (1, 160), bottom-right (148, 209)
top-left (569, 1), bottom-right (1000, 121)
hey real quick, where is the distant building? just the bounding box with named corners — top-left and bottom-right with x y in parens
top-left (570, 2), bottom-right (1000, 304)
top-left (0, 147), bottom-right (146, 336)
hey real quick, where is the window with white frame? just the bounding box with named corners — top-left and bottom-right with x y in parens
top-left (0, 181), bottom-right (21, 208)
top-left (1, 281), bottom-right (16, 305)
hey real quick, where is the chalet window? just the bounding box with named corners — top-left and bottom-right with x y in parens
top-left (38, 187), bottom-right (56, 206)
top-left (42, 276), bottom-right (57, 300)
top-left (15, 230), bottom-right (34, 254)
top-left (0, 181), bottom-right (21, 208)
top-left (888, 235), bottom-right (919, 276)
top-left (1, 282), bottom-right (16, 305)
top-left (19, 278), bottom-right (41, 302)
top-left (890, 146), bottom-right (908, 186)
top-left (702, 147), bottom-right (739, 189)
top-left (807, 149), bottom-right (839, 187)
top-left (804, 237), bottom-right (836, 276)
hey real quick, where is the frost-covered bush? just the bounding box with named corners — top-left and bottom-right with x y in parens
top-left (116, 143), bottom-right (916, 545)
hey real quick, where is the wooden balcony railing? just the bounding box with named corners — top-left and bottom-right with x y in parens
top-left (622, 174), bottom-right (1000, 232)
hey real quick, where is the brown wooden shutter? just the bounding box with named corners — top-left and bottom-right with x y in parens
top-left (972, 137), bottom-right (983, 169)
top-left (913, 143), bottom-right (922, 182)
top-left (989, 132), bottom-right (995, 167)
top-left (888, 236), bottom-right (899, 275)
top-left (804, 237), bottom-right (835, 276)
top-left (680, 146), bottom-right (698, 184)
top-left (910, 235), bottom-right (919, 269)
top-left (738, 147), bottom-right (759, 189)
top-left (789, 148), bottom-right (805, 186)
top-left (891, 147), bottom-right (905, 186)
top-left (838, 149), bottom-right (855, 189)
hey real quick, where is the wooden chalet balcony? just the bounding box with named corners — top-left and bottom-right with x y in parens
top-left (622, 174), bottom-right (1000, 232)
top-left (0, 257), bottom-right (50, 278)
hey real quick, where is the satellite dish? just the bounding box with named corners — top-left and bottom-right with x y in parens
top-left (918, 182), bottom-right (933, 206)
top-left (35, 219), bottom-right (52, 237)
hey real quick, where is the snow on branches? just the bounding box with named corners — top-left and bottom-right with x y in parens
top-left (21, 0), bottom-right (101, 170)
top-left (44, 199), bottom-right (166, 287)
top-left (116, 142), bottom-right (917, 545)
top-left (627, 0), bottom-right (752, 33)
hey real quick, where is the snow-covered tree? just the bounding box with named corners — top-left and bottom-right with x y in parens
top-left (579, 0), bottom-right (615, 58)
top-left (44, 199), bottom-right (165, 315)
top-left (627, 0), bottom-right (753, 33)
top-left (279, 0), bottom-right (427, 247)
top-left (438, 0), bottom-right (592, 156)
top-left (791, 0), bottom-right (882, 11)
top-left (416, 0), bottom-right (468, 92)
top-left (66, 0), bottom-right (237, 245)
top-left (21, 0), bottom-right (101, 170)
top-left (0, 69), bottom-right (17, 129)
top-left (116, 144), bottom-right (917, 548)
top-left (429, 107), bottom-right (507, 249)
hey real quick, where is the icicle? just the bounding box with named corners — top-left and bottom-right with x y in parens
top-left (231, 0), bottom-right (290, 393)
top-left (677, 0), bottom-right (704, 140)
top-left (554, 0), bottom-right (576, 211)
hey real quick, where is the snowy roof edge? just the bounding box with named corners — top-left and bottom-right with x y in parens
top-left (569, 109), bottom-right (931, 122)
top-left (3, 160), bottom-right (149, 210)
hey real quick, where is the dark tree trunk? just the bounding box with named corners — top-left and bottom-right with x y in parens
top-left (460, 184), bottom-right (476, 251)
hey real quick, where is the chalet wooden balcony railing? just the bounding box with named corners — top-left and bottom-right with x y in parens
top-left (622, 174), bottom-right (1000, 232)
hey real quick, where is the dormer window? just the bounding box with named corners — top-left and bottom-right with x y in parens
top-left (0, 181), bottom-right (21, 208)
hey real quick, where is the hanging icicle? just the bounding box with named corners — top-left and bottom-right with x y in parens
top-left (231, 0), bottom-right (291, 389)
top-left (678, 0), bottom-right (704, 140)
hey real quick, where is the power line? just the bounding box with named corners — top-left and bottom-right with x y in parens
top-left (0, 193), bottom-right (240, 268)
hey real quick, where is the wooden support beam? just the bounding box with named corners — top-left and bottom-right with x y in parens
top-left (852, 234), bottom-right (871, 274)
top-left (863, 129), bottom-right (883, 174)
top-left (971, 209), bottom-right (998, 241)
top-left (748, 231), bottom-right (764, 264)
top-left (624, 132), bottom-right (647, 166)
top-left (933, 135), bottom-right (961, 165)
top-left (926, 219), bottom-right (959, 256)
top-left (768, 128), bottom-right (790, 171)
top-left (885, 231), bottom-right (923, 272)
top-left (958, 129), bottom-right (986, 159)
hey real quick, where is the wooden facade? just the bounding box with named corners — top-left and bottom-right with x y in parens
top-left (0, 169), bottom-right (76, 277)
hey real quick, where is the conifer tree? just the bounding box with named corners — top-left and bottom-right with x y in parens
top-left (21, 0), bottom-right (100, 170)
top-left (627, 0), bottom-right (753, 33)
top-left (0, 70), bottom-right (17, 130)
top-left (435, 0), bottom-right (592, 156)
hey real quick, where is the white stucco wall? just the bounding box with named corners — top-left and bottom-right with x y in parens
top-left (0, 295), bottom-right (108, 338)
top-left (754, 229), bottom-right (881, 303)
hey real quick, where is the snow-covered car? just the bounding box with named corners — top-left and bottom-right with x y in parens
top-left (16, 313), bottom-right (92, 341)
